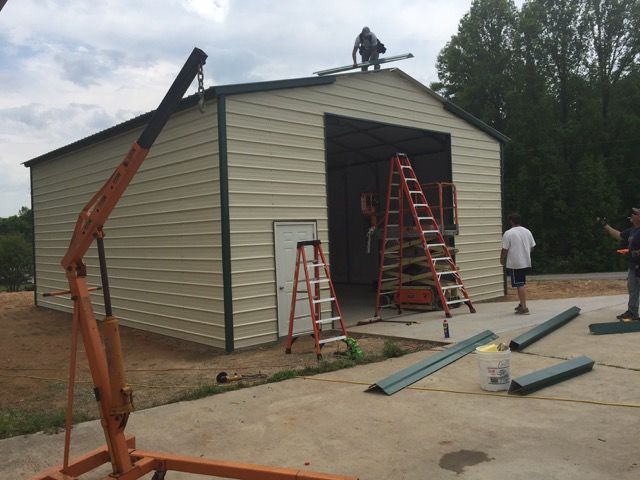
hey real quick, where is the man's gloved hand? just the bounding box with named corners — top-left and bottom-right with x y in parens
top-left (596, 216), bottom-right (608, 226)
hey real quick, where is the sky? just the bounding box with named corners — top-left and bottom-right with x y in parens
top-left (0, 0), bottom-right (523, 218)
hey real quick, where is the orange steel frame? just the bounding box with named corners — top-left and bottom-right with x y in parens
top-left (32, 48), bottom-right (357, 480)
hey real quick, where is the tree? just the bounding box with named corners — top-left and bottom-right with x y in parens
top-left (0, 207), bottom-right (33, 240)
top-left (583, 0), bottom-right (640, 119)
top-left (431, 0), bottom-right (519, 131)
top-left (0, 234), bottom-right (33, 292)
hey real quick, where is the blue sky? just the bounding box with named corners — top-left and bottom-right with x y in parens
top-left (0, 0), bottom-right (523, 217)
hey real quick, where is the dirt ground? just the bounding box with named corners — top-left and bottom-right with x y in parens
top-left (0, 278), bottom-right (626, 434)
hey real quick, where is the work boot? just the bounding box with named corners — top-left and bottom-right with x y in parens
top-left (617, 311), bottom-right (637, 321)
top-left (514, 304), bottom-right (522, 311)
top-left (515, 306), bottom-right (530, 315)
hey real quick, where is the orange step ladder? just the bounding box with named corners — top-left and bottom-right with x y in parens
top-left (374, 153), bottom-right (476, 318)
top-left (285, 240), bottom-right (348, 359)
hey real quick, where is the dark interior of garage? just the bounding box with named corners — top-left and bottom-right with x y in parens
top-left (324, 113), bottom-right (453, 322)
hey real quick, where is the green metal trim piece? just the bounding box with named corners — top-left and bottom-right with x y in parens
top-left (589, 321), bottom-right (640, 335)
top-left (508, 356), bottom-right (595, 395)
top-left (367, 330), bottom-right (498, 395)
top-left (217, 95), bottom-right (234, 353)
top-left (313, 53), bottom-right (415, 75)
top-left (509, 306), bottom-right (581, 351)
top-left (442, 101), bottom-right (511, 144)
top-left (29, 169), bottom-right (37, 306)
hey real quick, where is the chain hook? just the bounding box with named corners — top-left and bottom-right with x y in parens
top-left (197, 63), bottom-right (205, 114)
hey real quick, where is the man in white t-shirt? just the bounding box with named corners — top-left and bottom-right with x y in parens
top-left (500, 213), bottom-right (536, 314)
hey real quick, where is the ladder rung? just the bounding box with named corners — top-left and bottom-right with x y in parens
top-left (379, 304), bottom-right (396, 309)
top-left (294, 313), bottom-right (311, 320)
top-left (414, 204), bottom-right (428, 207)
top-left (318, 335), bottom-right (347, 345)
top-left (408, 190), bottom-right (423, 194)
top-left (400, 165), bottom-right (412, 169)
top-left (309, 279), bottom-right (329, 284)
top-left (313, 297), bottom-right (335, 304)
top-left (417, 217), bottom-right (434, 221)
top-left (422, 230), bottom-right (439, 234)
top-left (432, 257), bottom-right (452, 261)
top-left (429, 243), bottom-right (446, 248)
top-left (306, 262), bottom-right (327, 267)
top-left (446, 299), bottom-right (468, 305)
top-left (316, 316), bottom-right (341, 325)
top-left (438, 270), bottom-right (458, 276)
top-left (440, 285), bottom-right (460, 290)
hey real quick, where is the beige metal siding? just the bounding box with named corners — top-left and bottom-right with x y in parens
top-left (226, 71), bottom-right (503, 348)
top-left (32, 106), bottom-right (224, 347)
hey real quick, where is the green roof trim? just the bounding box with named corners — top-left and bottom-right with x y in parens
top-left (443, 101), bottom-right (511, 144)
top-left (508, 356), bottom-right (595, 395)
top-left (509, 306), bottom-right (581, 351)
top-left (367, 329), bottom-right (498, 395)
top-left (589, 320), bottom-right (640, 335)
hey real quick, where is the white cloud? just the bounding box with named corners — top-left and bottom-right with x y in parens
top-left (181, 0), bottom-right (230, 22)
top-left (0, 0), bottom-right (496, 217)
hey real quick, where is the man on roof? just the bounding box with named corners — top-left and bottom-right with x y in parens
top-left (352, 26), bottom-right (380, 71)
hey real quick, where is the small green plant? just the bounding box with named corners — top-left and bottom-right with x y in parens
top-left (383, 340), bottom-right (406, 358)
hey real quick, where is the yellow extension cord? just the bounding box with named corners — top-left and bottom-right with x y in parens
top-left (2, 371), bottom-right (639, 409)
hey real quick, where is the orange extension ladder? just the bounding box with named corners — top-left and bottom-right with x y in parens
top-left (285, 240), bottom-right (348, 359)
top-left (374, 153), bottom-right (476, 318)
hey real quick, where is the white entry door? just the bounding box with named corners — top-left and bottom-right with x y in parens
top-left (274, 222), bottom-right (317, 337)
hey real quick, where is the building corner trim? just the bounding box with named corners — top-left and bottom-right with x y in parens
top-left (217, 95), bottom-right (234, 352)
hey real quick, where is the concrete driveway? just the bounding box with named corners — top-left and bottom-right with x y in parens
top-left (2, 295), bottom-right (639, 479)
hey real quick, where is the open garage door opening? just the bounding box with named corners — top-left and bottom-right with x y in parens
top-left (324, 114), bottom-right (453, 325)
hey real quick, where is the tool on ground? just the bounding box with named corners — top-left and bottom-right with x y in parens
top-left (313, 53), bottom-right (414, 76)
top-left (33, 48), bottom-right (357, 480)
top-left (216, 371), bottom-right (266, 384)
top-left (285, 240), bottom-right (349, 360)
top-left (442, 319), bottom-right (450, 339)
top-left (374, 153), bottom-right (475, 319)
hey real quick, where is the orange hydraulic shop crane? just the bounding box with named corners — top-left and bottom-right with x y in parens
top-left (34, 48), bottom-right (357, 480)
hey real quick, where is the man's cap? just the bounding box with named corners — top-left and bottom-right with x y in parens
top-left (632, 207), bottom-right (640, 215)
top-left (361, 26), bottom-right (370, 34)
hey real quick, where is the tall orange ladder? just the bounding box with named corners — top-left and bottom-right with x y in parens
top-left (374, 153), bottom-right (476, 318)
top-left (285, 240), bottom-right (349, 359)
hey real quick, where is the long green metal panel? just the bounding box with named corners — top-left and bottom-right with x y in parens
top-left (313, 53), bottom-right (414, 76)
top-left (367, 330), bottom-right (498, 395)
top-left (508, 356), bottom-right (594, 395)
top-left (509, 306), bottom-right (581, 351)
top-left (589, 321), bottom-right (640, 335)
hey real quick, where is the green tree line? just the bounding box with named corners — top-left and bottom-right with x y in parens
top-left (0, 207), bottom-right (34, 291)
top-left (431, 0), bottom-right (640, 272)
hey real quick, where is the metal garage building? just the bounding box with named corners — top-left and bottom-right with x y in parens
top-left (25, 68), bottom-right (508, 351)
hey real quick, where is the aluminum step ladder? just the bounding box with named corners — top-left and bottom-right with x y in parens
top-left (374, 153), bottom-right (476, 318)
top-left (285, 240), bottom-right (349, 359)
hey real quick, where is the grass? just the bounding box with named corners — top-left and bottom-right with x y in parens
top-left (0, 407), bottom-right (92, 439)
top-left (0, 345), bottom-right (411, 439)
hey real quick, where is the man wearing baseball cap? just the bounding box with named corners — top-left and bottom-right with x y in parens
top-left (602, 207), bottom-right (640, 321)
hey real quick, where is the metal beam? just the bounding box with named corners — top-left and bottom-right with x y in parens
top-left (367, 330), bottom-right (498, 395)
top-left (589, 321), bottom-right (640, 335)
top-left (508, 356), bottom-right (595, 395)
top-left (314, 53), bottom-right (414, 76)
top-left (509, 306), bottom-right (581, 351)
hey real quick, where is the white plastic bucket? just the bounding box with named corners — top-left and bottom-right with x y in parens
top-left (475, 347), bottom-right (511, 391)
